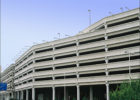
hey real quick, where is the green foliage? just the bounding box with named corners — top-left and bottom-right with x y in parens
top-left (82, 96), bottom-right (88, 100)
top-left (72, 97), bottom-right (76, 100)
top-left (93, 97), bottom-right (99, 100)
top-left (110, 80), bottom-right (140, 100)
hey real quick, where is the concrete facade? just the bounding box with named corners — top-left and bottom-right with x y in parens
top-left (0, 64), bottom-right (15, 100)
top-left (0, 8), bottom-right (140, 100)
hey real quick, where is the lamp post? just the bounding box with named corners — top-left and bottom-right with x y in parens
top-left (88, 9), bottom-right (91, 26)
top-left (120, 7), bottom-right (124, 12)
top-left (124, 51), bottom-right (132, 84)
top-left (58, 33), bottom-right (60, 39)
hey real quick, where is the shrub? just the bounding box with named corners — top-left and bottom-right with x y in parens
top-left (110, 80), bottom-right (140, 100)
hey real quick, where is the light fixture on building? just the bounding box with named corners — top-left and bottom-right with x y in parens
top-left (109, 12), bottom-right (112, 16)
top-left (120, 7), bottom-right (124, 12)
top-left (125, 7), bottom-right (130, 10)
top-left (88, 9), bottom-right (92, 26)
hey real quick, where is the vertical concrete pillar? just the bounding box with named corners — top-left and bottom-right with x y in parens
top-left (6, 93), bottom-right (8, 100)
top-left (0, 94), bottom-right (2, 100)
top-left (76, 40), bottom-right (79, 57)
top-left (6, 93), bottom-right (9, 100)
top-left (17, 91), bottom-right (20, 100)
top-left (3, 94), bottom-right (5, 99)
top-left (3, 94), bottom-right (4, 100)
top-left (5, 94), bottom-right (6, 100)
top-left (16, 92), bottom-right (18, 100)
top-left (53, 86), bottom-right (55, 100)
top-left (21, 91), bottom-right (23, 100)
top-left (77, 85), bottom-right (80, 100)
top-left (4, 94), bottom-right (5, 100)
top-left (2, 94), bottom-right (3, 100)
top-left (14, 92), bottom-right (16, 100)
top-left (8, 93), bottom-right (10, 100)
top-left (16, 91), bottom-right (18, 99)
top-left (32, 88), bottom-right (35, 100)
top-left (66, 88), bottom-right (69, 100)
top-left (4, 94), bottom-right (6, 100)
top-left (26, 89), bottom-right (29, 100)
top-left (2, 94), bottom-right (4, 100)
top-left (90, 86), bottom-right (93, 100)
top-left (106, 83), bottom-right (109, 100)
top-left (11, 92), bottom-right (14, 99)
top-left (19, 91), bottom-right (21, 100)
top-left (64, 86), bottom-right (66, 100)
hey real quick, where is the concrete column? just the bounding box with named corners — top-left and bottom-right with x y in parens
top-left (32, 88), bottom-right (35, 100)
top-left (33, 60), bottom-right (35, 64)
top-left (21, 91), bottom-right (24, 100)
top-left (5, 94), bottom-right (6, 100)
top-left (4, 94), bottom-right (6, 100)
top-left (33, 51), bottom-right (35, 55)
top-left (2, 94), bottom-right (4, 100)
top-left (5, 94), bottom-right (7, 100)
top-left (32, 68), bottom-right (35, 83)
top-left (104, 23), bottom-right (107, 29)
top-left (0, 94), bottom-right (2, 100)
top-left (4, 94), bottom-right (5, 100)
top-left (53, 86), bottom-right (55, 100)
top-left (6, 93), bottom-right (9, 100)
top-left (77, 85), bottom-right (80, 100)
top-left (20, 91), bottom-right (21, 100)
top-left (105, 45), bottom-right (108, 52)
top-left (90, 86), bottom-right (93, 100)
top-left (16, 92), bottom-right (17, 100)
top-left (64, 86), bottom-right (66, 100)
top-left (106, 83), bottom-right (109, 100)
top-left (14, 92), bottom-right (16, 100)
top-left (8, 93), bottom-right (10, 100)
top-left (26, 89), bottom-right (29, 100)
top-left (16, 92), bottom-right (18, 100)
top-left (18, 91), bottom-right (20, 100)
top-left (19, 91), bottom-right (21, 100)
top-left (3, 94), bottom-right (4, 100)
top-left (11, 92), bottom-right (14, 99)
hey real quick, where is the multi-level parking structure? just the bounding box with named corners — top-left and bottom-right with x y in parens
top-left (0, 64), bottom-right (15, 100)
top-left (1, 8), bottom-right (140, 100)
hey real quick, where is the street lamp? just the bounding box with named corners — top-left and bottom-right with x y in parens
top-left (88, 9), bottom-right (91, 26)
top-left (58, 33), bottom-right (61, 39)
top-left (125, 7), bottom-right (130, 10)
top-left (124, 50), bottom-right (134, 84)
top-left (120, 7), bottom-right (124, 12)
top-left (108, 12), bottom-right (112, 16)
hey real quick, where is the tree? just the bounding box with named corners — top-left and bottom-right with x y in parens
top-left (110, 80), bottom-right (140, 100)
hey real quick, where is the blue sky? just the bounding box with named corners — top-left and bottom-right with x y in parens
top-left (1, 0), bottom-right (139, 71)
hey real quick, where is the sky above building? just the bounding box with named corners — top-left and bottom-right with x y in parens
top-left (1, 0), bottom-right (139, 71)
